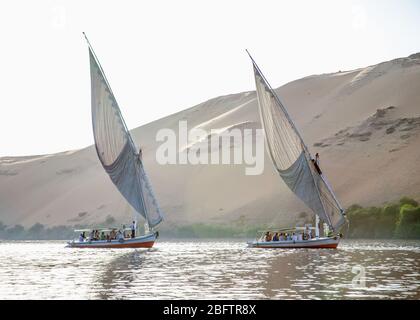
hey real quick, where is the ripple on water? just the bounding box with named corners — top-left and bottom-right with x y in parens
top-left (0, 239), bottom-right (418, 299)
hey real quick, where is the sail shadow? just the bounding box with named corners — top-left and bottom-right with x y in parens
top-left (94, 249), bottom-right (155, 299)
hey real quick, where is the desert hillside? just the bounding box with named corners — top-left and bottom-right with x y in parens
top-left (1, 53), bottom-right (420, 228)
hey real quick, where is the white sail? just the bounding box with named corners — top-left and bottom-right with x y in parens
top-left (88, 44), bottom-right (163, 228)
top-left (250, 56), bottom-right (345, 232)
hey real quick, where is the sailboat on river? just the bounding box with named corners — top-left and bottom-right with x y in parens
top-left (246, 51), bottom-right (347, 249)
top-left (67, 34), bottom-right (163, 248)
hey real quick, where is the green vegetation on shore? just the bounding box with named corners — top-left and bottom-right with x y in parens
top-left (0, 223), bottom-right (75, 240)
top-left (0, 221), bottom-right (263, 240)
top-left (158, 223), bottom-right (262, 239)
top-left (0, 214), bottom-right (118, 241)
top-left (1, 197), bottom-right (419, 240)
top-left (345, 196), bottom-right (420, 239)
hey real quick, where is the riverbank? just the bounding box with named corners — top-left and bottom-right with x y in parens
top-left (1, 197), bottom-right (419, 240)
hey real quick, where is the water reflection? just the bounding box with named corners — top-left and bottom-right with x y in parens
top-left (258, 241), bottom-right (420, 299)
top-left (95, 249), bottom-right (150, 299)
top-left (0, 240), bottom-right (418, 299)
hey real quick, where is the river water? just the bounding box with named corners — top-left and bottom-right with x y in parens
top-left (0, 239), bottom-right (419, 299)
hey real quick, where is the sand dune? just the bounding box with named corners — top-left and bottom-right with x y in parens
top-left (1, 53), bottom-right (420, 228)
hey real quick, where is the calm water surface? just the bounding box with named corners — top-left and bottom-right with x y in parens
top-left (0, 239), bottom-right (419, 299)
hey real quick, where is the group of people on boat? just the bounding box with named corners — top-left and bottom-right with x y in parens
top-left (78, 221), bottom-right (137, 243)
top-left (263, 231), bottom-right (313, 242)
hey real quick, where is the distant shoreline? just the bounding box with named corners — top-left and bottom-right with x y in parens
top-left (1, 196), bottom-right (419, 241)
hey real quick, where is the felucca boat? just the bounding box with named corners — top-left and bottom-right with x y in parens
top-left (246, 51), bottom-right (346, 249)
top-left (67, 34), bottom-right (164, 248)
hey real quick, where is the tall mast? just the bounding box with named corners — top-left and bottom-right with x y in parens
top-left (247, 50), bottom-right (345, 229)
top-left (246, 49), bottom-right (312, 157)
top-left (83, 32), bottom-right (138, 154)
top-left (85, 33), bottom-right (163, 228)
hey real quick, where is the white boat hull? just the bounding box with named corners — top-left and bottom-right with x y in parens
top-left (247, 236), bottom-right (340, 249)
top-left (67, 232), bottom-right (157, 249)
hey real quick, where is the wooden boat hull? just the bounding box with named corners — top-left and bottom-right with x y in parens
top-left (67, 232), bottom-right (157, 249)
top-left (247, 236), bottom-right (340, 249)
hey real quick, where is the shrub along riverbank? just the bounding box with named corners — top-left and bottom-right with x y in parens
top-left (345, 196), bottom-right (420, 239)
top-left (1, 197), bottom-right (419, 240)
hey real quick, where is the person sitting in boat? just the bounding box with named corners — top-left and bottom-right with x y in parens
top-left (110, 229), bottom-right (116, 240)
top-left (279, 233), bottom-right (284, 241)
top-left (79, 233), bottom-right (84, 242)
top-left (117, 230), bottom-right (124, 241)
top-left (264, 232), bottom-right (272, 242)
top-left (292, 233), bottom-right (298, 241)
top-left (272, 232), bottom-right (279, 241)
top-left (100, 232), bottom-right (106, 240)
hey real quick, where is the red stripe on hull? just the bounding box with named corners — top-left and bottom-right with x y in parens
top-left (71, 241), bottom-right (155, 249)
top-left (254, 243), bottom-right (338, 249)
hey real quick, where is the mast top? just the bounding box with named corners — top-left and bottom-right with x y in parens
top-left (246, 50), bottom-right (311, 156)
top-left (83, 32), bottom-right (138, 154)
top-left (82, 32), bottom-right (91, 48)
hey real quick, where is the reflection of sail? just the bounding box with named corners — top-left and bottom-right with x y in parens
top-left (87, 39), bottom-right (163, 228)
top-left (249, 52), bottom-right (345, 231)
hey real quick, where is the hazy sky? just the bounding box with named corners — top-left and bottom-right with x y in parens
top-left (1, 0), bottom-right (419, 156)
